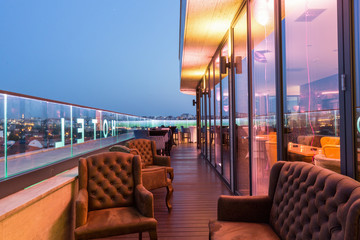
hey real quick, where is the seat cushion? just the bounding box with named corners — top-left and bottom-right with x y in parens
top-left (146, 165), bottom-right (173, 174)
top-left (74, 207), bottom-right (157, 240)
top-left (209, 220), bottom-right (280, 240)
top-left (142, 167), bottom-right (168, 190)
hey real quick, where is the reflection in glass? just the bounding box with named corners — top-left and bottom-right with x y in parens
top-left (221, 41), bottom-right (230, 182)
top-left (0, 94), bottom-right (5, 179)
top-left (282, 0), bottom-right (340, 174)
top-left (210, 63), bottom-right (215, 166)
top-left (207, 71), bottom-right (211, 161)
top-left (251, 0), bottom-right (277, 195)
top-left (5, 96), bottom-right (72, 177)
top-left (0, 93), bottom-right (149, 180)
top-left (234, 9), bottom-right (250, 195)
top-left (214, 55), bottom-right (222, 172)
top-left (201, 93), bottom-right (205, 154)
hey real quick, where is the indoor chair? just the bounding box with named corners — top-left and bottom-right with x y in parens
top-left (74, 152), bottom-right (158, 240)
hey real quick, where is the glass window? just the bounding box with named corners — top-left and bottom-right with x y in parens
top-left (234, 9), bottom-right (250, 195)
top-left (251, 0), bottom-right (277, 195)
top-left (354, 0), bottom-right (360, 179)
top-left (0, 94), bottom-right (5, 179)
top-left (201, 93), bottom-right (205, 154)
top-left (0, 92), bottom-right (144, 180)
top-left (117, 114), bottom-right (130, 142)
top-left (207, 70), bottom-right (211, 161)
top-left (210, 63), bottom-right (215, 166)
top-left (282, 0), bottom-right (340, 173)
top-left (221, 41), bottom-right (231, 182)
top-left (72, 107), bottom-right (100, 156)
top-left (5, 96), bottom-right (71, 177)
top-left (214, 55), bottom-right (222, 173)
top-left (100, 111), bottom-right (117, 147)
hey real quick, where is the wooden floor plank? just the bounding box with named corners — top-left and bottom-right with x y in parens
top-left (101, 143), bottom-right (231, 240)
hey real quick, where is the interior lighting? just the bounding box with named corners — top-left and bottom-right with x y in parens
top-left (254, 0), bottom-right (274, 26)
top-left (321, 91), bottom-right (338, 95)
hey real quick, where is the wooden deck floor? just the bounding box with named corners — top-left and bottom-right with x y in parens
top-left (103, 143), bottom-right (231, 240)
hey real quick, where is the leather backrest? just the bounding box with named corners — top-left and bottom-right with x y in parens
top-left (79, 152), bottom-right (141, 211)
top-left (269, 161), bottom-right (360, 240)
top-left (321, 136), bottom-right (340, 147)
top-left (129, 139), bottom-right (155, 166)
top-left (323, 145), bottom-right (341, 159)
top-left (297, 135), bottom-right (322, 147)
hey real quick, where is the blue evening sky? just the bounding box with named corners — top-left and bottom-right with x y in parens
top-left (0, 0), bottom-right (195, 117)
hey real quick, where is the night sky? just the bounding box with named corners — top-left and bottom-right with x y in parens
top-left (0, 0), bottom-right (195, 117)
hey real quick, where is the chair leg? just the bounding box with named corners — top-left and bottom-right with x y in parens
top-left (149, 230), bottom-right (158, 240)
top-left (166, 183), bottom-right (173, 212)
top-left (168, 170), bottom-right (174, 182)
top-left (139, 232), bottom-right (142, 240)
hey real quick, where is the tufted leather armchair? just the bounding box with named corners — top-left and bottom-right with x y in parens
top-left (74, 152), bottom-right (158, 240)
top-left (128, 139), bottom-right (174, 182)
top-left (209, 161), bottom-right (360, 240)
top-left (109, 144), bottom-right (174, 211)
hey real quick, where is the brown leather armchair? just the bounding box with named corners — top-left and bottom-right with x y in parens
top-left (128, 139), bottom-right (174, 182)
top-left (74, 152), bottom-right (158, 240)
top-left (109, 144), bottom-right (173, 211)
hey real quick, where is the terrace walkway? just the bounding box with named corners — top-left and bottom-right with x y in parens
top-left (104, 143), bottom-right (231, 240)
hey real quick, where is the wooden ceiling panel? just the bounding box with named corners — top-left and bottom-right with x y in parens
top-left (180, 0), bottom-right (242, 95)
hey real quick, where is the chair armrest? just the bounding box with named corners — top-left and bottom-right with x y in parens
top-left (135, 185), bottom-right (154, 218)
top-left (217, 195), bottom-right (272, 223)
top-left (142, 167), bottom-right (167, 190)
top-left (76, 188), bottom-right (88, 228)
top-left (154, 155), bottom-right (171, 167)
top-left (129, 148), bottom-right (140, 155)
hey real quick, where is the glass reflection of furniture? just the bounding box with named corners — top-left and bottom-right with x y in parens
top-left (222, 126), bottom-right (230, 146)
top-left (265, 133), bottom-right (277, 168)
top-left (313, 136), bottom-right (341, 173)
top-left (235, 125), bottom-right (250, 195)
top-left (287, 135), bottom-right (323, 163)
top-left (288, 142), bottom-right (321, 163)
top-left (253, 134), bottom-right (270, 179)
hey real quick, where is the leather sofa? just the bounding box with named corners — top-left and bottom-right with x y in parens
top-left (209, 161), bottom-right (360, 240)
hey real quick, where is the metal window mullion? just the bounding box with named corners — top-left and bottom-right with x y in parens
top-left (338, 0), bottom-right (357, 178)
top-left (275, 0), bottom-right (286, 162)
top-left (247, 1), bottom-right (253, 196)
top-left (229, 27), bottom-right (236, 193)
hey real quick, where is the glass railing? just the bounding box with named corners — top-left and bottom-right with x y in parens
top-left (0, 91), bottom-right (196, 180)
